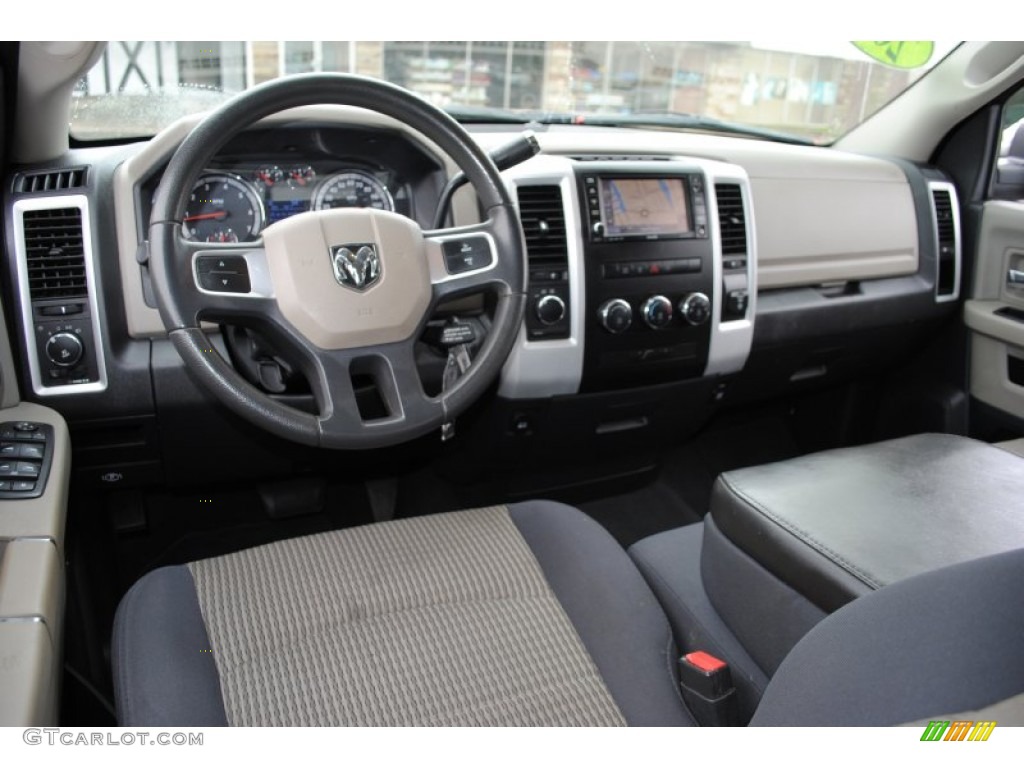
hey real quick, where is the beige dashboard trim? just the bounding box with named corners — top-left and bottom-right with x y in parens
top-left (750, 178), bottom-right (918, 289)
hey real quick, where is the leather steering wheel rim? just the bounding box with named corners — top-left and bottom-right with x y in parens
top-left (148, 74), bottom-right (526, 449)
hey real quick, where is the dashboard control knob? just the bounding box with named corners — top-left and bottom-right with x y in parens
top-left (45, 332), bottom-right (84, 368)
top-left (641, 295), bottom-right (673, 329)
top-left (535, 294), bottom-right (566, 325)
top-left (680, 292), bottom-right (712, 326)
top-left (598, 299), bottom-right (632, 334)
top-left (592, 221), bottom-right (604, 237)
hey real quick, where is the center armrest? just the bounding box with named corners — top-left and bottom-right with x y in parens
top-left (710, 433), bottom-right (1024, 611)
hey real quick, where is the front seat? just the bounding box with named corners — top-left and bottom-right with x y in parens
top-left (115, 499), bottom-right (1024, 727)
top-left (113, 502), bottom-right (695, 726)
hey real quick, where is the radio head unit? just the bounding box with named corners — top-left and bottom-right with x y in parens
top-left (582, 170), bottom-right (708, 242)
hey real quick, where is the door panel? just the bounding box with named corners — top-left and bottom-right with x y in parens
top-left (965, 201), bottom-right (1024, 420)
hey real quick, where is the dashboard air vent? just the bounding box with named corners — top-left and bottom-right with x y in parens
top-left (715, 183), bottom-right (747, 256)
top-left (16, 168), bottom-right (87, 194)
top-left (22, 207), bottom-right (89, 300)
top-left (516, 185), bottom-right (568, 269)
top-left (932, 187), bottom-right (957, 298)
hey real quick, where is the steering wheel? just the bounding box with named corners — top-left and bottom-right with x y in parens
top-left (148, 74), bottom-right (526, 449)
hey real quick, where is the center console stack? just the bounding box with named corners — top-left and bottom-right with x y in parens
top-left (501, 155), bottom-right (756, 401)
top-left (577, 163), bottom-right (721, 391)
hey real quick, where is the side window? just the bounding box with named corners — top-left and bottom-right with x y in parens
top-left (996, 85), bottom-right (1024, 190)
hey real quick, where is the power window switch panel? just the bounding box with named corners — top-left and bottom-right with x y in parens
top-left (18, 444), bottom-right (44, 460)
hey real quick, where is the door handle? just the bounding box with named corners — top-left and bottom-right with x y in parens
top-left (1008, 269), bottom-right (1024, 286)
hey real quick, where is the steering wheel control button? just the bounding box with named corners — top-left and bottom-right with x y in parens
top-left (642, 295), bottom-right (674, 329)
top-left (535, 295), bottom-right (566, 326)
top-left (441, 236), bottom-right (493, 274)
top-left (12, 481), bottom-right (36, 493)
top-left (680, 292), bottom-right (712, 326)
top-left (45, 332), bottom-right (85, 368)
top-left (598, 299), bottom-right (633, 334)
top-left (196, 254), bottom-right (252, 293)
top-left (16, 462), bottom-right (40, 478)
top-left (13, 422), bottom-right (39, 432)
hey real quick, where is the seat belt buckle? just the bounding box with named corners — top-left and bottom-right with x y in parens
top-left (678, 651), bottom-right (738, 727)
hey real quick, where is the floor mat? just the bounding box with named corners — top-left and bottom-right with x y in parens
top-left (579, 478), bottom-right (702, 548)
top-left (580, 410), bottom-right (801, 548)
top-left (660, 411), bottom-right (801, 519)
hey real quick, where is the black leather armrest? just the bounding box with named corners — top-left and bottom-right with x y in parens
top-left (710, 433), bottom-right (1024, 611)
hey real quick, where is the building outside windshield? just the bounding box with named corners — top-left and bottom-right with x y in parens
top-left (71, 41), bottom-right (957, 143)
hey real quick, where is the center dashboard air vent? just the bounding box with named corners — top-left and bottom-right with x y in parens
top-left (516, 184), bottom-right (571, 340)
top-left (22, 207), bottom-right (89, 300)
top-left (517, 185), bottom-right (568, 270)
top-left (714, 183), bottom-right (748, 256)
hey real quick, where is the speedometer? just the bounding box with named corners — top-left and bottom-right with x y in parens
top-left (312, 171), bottom-right (394, 212)
top-left (183, 173), bottom-right (265, 243)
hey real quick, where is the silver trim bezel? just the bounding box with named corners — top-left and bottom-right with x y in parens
top-left (499, 158), bottom-right (586, 399)
top-left (928, 180), bottom-right (962, 303)
top-left (697, 161), bottom-right (757, 378)
top-left (12, 194), bottom-right (108, 396)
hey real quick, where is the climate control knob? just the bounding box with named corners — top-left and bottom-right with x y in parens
top-left (598, 299), bottom-right (632, 334)
top-left (535, 294), bottom-right (566, 325)
top-left (45, 332), bottom-right (84, 368)
top-left (641, 295), bottom-right (673, 329)
top-left (679, 292), bottom-right (712, 326)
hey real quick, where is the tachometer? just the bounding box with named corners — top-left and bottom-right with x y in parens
top-left (183, 173), bottom-right (265, 243)
top-left (312, 171), bottom-right (394, 212)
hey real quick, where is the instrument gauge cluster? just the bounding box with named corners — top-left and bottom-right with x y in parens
top-left (177, 163), bottom-right (408, 243)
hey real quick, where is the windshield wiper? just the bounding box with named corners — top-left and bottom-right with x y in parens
top-left (536, 110), bottom-right (816, 146)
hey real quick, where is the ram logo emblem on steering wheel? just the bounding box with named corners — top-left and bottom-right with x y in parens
top-left (330, 243), bottom-right (381, 291)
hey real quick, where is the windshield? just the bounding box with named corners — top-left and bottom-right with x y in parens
top-left (70, 41), bottom-right (959, 143)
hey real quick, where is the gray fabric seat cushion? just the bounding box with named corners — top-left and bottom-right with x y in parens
top-left (114, 501), bottom-right (692, 727)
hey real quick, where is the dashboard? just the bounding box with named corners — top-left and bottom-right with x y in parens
top-left (0, 105), bottom-right (965, 488)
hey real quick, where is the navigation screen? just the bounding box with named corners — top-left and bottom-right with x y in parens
top-left (599, 178), bottom-right (691, 237)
